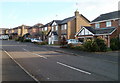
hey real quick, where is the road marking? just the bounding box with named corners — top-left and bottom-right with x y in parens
top-left (23, 48), bottom-right (47, 59)
top-left (57, 62), bottom-right (91, 75)
top-left (2, 49), bottom-right (40, 82)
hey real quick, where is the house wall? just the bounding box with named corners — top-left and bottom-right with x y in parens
top-left (76, 15), bottom-right (91, 33)
top-left (67, 19), bottom-right (76, 39)
top-left (91, 19), bottom-right (119, 28)
top-left (91, 19), bottom-right (120, 38)
top-left (18, 28), bottom-right (21, 36)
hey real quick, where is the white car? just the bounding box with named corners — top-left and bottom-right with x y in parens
top-left (31, 38), bottom-right (42, 43)
top-left (0, 35), bottom-right (9, 40)
top-left (67, 39), bottom-right (82, 44)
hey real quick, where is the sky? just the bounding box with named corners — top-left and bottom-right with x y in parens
top-left (0, 0), bottom-right (119, 28)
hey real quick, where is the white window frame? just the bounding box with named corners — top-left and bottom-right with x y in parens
top-left (106, 21), bottom-right (112, 27)
top-left (55, 26), bottom-right (58, 31)
top-left (52, 26), bottom-right (54, 31)
top-left (64, 24), bottom-right (67, 30)
top-left (44, 27), bottom-right (47, 31)
top-left (95, 23), bottom-right (100, 28)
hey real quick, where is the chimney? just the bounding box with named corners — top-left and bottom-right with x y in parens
top-left (75, 10), bottom-right (80, 35)
top-left (75, 10), bottom-right (79, 17)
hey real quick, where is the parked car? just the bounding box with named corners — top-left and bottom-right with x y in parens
top-left (0, 35), bottom-right (9, 40)
top-left (67, 39), bottom-right (82, 44)
top-left (31, 38), bottom-right (42, 43)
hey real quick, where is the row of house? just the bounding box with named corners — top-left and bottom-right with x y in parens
top-left (3, 10), bottom-right (120, 47)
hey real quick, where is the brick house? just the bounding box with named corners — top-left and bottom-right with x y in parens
top-left (5, 25), bottom-right (30, 39)
top-left (0, 28), bottom-right (8, 35)
top-left (76, 11), bottom-right (120, 47)
top-left (28, 23), bottom-right (43, 38)
top-left (47, 10), bottom-right (90, 44)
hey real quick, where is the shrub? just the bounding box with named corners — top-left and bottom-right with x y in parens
top-left (37, 42), bottom-right (47, 45)
top-left (83, 38), bottom-right (107, 52)
top-left (60, 37), bottom-right (67, 47)
top-left (67, 43), bottom-right (74, 49)
top-left (15, 38), bottom-right (19, 41)
top-left (40, 42), bottom-right (47, 45)
top-left (110, 37), bottom-right (120, 51)
top-left (74, 45), bottom-right (84, 51)
top-left (94, 38), bottom-right (107, 52)
top-left (106, 47), bottom-right (112, 51)
top-left (83, 39), bottom-right (99, 52)
top-left (23, 39), bottom-right (31, 42)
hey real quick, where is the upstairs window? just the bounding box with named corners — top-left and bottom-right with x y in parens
top-left (106, 21), bottom-right (111, 27)
top-left (44, 27), bottom-right (47, 31)
top-left (61, 25), bottom-right (64, 30)
top-left (64, 24), bottom-right (67, 30)
top-left (95, 23), bottom-right (100, 28)
top-left (52, 26), bottom-right (54, 31)
top-left (55, 26), bottom-right (58, 31)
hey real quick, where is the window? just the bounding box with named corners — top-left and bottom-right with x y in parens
top-left (42, 28), bottom-right (44, 31)
top-left (106, 21), bottom-right (111, 27)
top-left (55, 26), bottom-right (58, 31)
top-left (95, 23), bottom-right (100, 28)
top-left (44, 27), bottom-right (47, 31)
top-left (61, 24), bottom-right (67, 30)
top-left (52, 26), bottom-right (54, 31)
top-left (64, 24), bottom-right (67, 30)
top-left (61, 25), bottom-right (64, 30)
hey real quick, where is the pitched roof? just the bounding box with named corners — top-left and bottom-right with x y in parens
top-left (95, 27), bottom-right (116, 34)
top-left (86, 26), bottom-right (116, 35)
top-left (40, 21), bottom-right (52, 28)
top-left (85, 26), bottom-right (96, 34)
top-left (60, 16), bottom-right (75, 24)
top-left (53, 20), bottom-right (62, 24)
top-left (91, 11), bottom-right (120, 23)
top-left (77, 26), bottom-right (116, 36)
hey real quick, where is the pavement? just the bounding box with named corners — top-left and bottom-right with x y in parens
top-left (1, 40), bottom-right (119, 81)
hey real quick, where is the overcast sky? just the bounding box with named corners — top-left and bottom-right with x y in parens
top-left (0, 0), bottom-right (119, 28)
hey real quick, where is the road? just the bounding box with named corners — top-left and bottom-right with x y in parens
top-left (1, 40), bottom-right (118, 81)
top-left (1, 45), bottom-right (37, 82)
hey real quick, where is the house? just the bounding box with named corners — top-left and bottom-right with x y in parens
top-left (9, 25), bottom-right (30, 39)
top-left (0, 28), bottom-right (7, 35)
top-left (47, 20), bottom-right (61, 44)
top-left (76, 11), bottom-right (120, 47)
top-left (47, 10), bottom-right (90, 44)
top-left (28, 23), bottom-right (43, 38)
top-left (40, 21), bottom-right (53, 41)
top-left (4, 29), bottom-right (9, 35)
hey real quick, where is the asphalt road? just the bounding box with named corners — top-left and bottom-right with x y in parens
top-left (1, 40), bottom-right (119, 81)
top-left (1, 47), bottom-right (37, 82)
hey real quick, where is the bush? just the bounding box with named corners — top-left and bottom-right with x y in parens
top-left (60, 37), bottom-right (67, 47)
top-left (83, 40), bottom-right (99, 52)
top-left (74, 45), bottom-right (84, 51)
top-left (67, 43), bottom-right (74, 49)
top-left (110, 37), bottom-right (120, 51)
top-left (94, 38), bottom-right (107, 52)
top-left (37, 42), bottom-right (47, 45)
top-left (15, 38), bottom-right (19, 41)
top-left (23, 39), bottom-right (31, 42)
top-left (83, 38), bottom-right (107, 52)
top-left (106, 47), bottom-right (112, 51)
